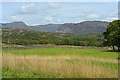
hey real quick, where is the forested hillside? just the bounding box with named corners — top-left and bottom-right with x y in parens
top-left (2, 28), bottom-right (104, 47)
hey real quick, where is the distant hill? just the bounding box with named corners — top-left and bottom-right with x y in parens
top-left (1, 22), bottom-right (28, 29)
top-left (1, 21), bottom-right (109, 34)
top-left (72, 21), bottom-right (109, 34)
top-left (29, 24), bottom-right (61, 32)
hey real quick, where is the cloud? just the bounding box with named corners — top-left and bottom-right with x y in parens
top-left (48, 2), bottom-right (61, 9)
top-left (70, 14), bottom-right (100, 20)
top-left (87, 14), bottom-right (99, 19)
top-left (57, 19), bottom-right (62, 22)
top-left (8, 16), bottom-right (23, 21)
top-left (82, 9), bottom-right (94, 14)
top-left (106, 17), bottom-right (118, 20)
top-left (51, 13), bottom-right (61, 17)
top-left (69, 9), bottom-right (99, 20)
top-left (105, 13), bottom-right (118, 20)
top-left (46, 17), bottom-right (53, 21)
top-left (70, 8), bottom-right (118, 21)
top-left (40, 16), bottom-right (64, 24)
top-left (16, 3), bottom-right (41, 15)
top-left (79, 9), bottom-right (100, 19)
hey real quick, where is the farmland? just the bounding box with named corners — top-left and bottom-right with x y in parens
top-left (2, 27), bottom-right (119, 78)
top-left (2, 48), bottom-right (118, 78)
top-left (1, 2), bottom-right (120, 79)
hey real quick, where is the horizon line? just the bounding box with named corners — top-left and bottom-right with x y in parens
top-left (1, 20), bottom-right (111, 26)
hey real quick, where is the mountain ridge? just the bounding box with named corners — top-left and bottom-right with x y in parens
top-left (1, 21), bottom-right (109, 34)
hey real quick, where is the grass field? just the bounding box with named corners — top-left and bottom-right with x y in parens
top-left (2, 48), bottom-right (118, 78)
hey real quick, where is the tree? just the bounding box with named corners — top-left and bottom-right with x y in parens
top-left (79, 41), bottom-right (87, 46)
top-left (87, 38), bottom-right (98, 46)
top-left (103, 20), bottom-right (120, 51)
top-left (63, 39), bottom-right (70, 45)
top-left (39, 39), bottom-right (50, 44)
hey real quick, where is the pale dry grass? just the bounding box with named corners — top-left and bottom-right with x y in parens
top-left (2, 54), bottom-right (118, 78)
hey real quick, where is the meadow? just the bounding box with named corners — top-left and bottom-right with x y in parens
top-left (2, 48), bottom-right (118, 78)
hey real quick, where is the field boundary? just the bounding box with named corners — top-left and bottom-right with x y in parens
top-left (2, 44), bottom-right (106, 50)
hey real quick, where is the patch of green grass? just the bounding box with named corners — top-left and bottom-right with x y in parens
top-left (66, 59), bottom-right (118, 71)
top-left (2, 68), bottom-right (46, 78)
top-left (3, 48), bottom-right (118, 59)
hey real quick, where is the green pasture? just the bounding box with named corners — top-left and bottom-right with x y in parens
top-left (3, 48), bottom-right (118, 59)
top-left (2, 48), bottom-right (119, 78)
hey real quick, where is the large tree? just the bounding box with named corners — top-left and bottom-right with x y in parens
top-left (103, 20), bottom-right (120, 51)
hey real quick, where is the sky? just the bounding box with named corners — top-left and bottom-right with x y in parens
top-left (2, 2), bottom-right (118, 26)
top-left (1, 0), bottom-right (120, 2)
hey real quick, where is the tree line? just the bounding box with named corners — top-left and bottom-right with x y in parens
top-left (2, 28), bottom-right (104, 47)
